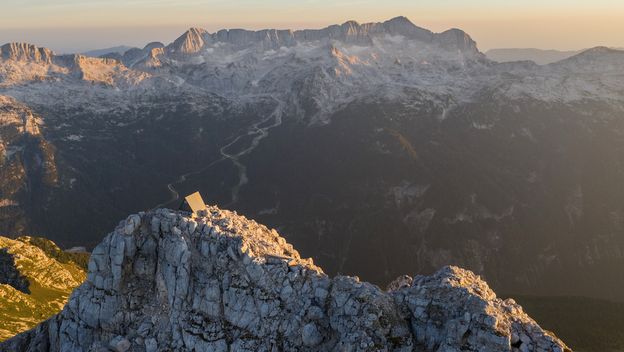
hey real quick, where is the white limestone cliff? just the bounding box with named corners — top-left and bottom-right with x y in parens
top-left (1, 206), bottom-right (570, 351)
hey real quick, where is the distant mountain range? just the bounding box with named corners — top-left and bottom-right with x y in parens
top-left (1, 17), bottom-right (624, 306)
top-left (485, 48), bottom-right (582, 64)
top-left (82, 45), bottom-right (133, 58)
top-left (486, 47), bottom-right (624, 65)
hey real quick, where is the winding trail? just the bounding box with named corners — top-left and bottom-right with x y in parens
top-left (221, 96), bottom-right (285, 205)
top-left (153, 95), bottom-right (284, 209)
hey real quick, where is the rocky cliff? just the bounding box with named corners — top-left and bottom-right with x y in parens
top-left (0, 43), bottom-right (53, 64)
top-left (1, 207), bottom-right (569, 351)
top-left (164, 16), bottom-right (479, 55)
top-left (0, 96), bottom-right (58, 237)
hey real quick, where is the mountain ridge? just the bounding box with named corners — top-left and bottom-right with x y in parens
top-left (0, 43), bottom-right (53, 64)
top-left (1, 207), bottom-right (570, 351)
top-left (164, 16), bottom-right (479, 54)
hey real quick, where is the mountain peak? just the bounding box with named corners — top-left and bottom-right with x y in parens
top-left (434, 28), bottom-right (480, 53)
top-left (385, 16), bottom-right (414, 25)
top-left (579, 46), bottom-right (623, 56)
top-left (379, 16), bottom-right (433, 42)
top-left (167, 27), bottom-right (209, 55)
top-left (142, 41), bottom-right (164, 52)
top-left (2, 207), bottom-right (569, 351)
top-left (341, 19), bottom-right (361, 27)
top-left (0, 42), bottom-right (53, 64)
top-left (551, 45), bottom-right (624, 70)
top-left (187, 27), bottom-right (208, 35)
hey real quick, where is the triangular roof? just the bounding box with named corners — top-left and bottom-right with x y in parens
top-left (178, 192), bottom-right (207, 215)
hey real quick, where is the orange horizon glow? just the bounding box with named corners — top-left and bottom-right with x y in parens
top-left (1, 0), bottom-right (623, 52)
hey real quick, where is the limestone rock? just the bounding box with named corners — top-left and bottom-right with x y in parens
top-left (386, 274), bottom-right (413, 292)
top-left (0, 207), bottom-right (570, 351)
top-left (301, 322), bottom-right (323, 346)
top-left (0, 43), bottom-right (53, 64)
top-left (109, 336), bottom-right (130, 352)
top-left (167, 28), bottom-right (209, 55)
top-left (161, 16), bottom-right (478, 55)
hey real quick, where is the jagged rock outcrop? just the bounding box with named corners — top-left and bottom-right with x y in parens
top-left (0, 43), bottom-right (148, 86)
top-left (0, 43), bottom-right (53, 64)
top-left (167, 27), bottom-right (209, 55)
top-left (50, 54), bottom-right (136, 85)
top-left (1, 207), bottom-right (569, 351)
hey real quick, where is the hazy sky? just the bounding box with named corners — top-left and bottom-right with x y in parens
top-left (1, 0), bottom-right (623, 53)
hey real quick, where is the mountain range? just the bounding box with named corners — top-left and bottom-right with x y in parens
top-left (82, 46), bottom-right (134, 58)
top-left (485, 47), bottom-right (624, 65)
top-left (485, 48), bottom-right (582, 65)
top-left (1, 16), bottom-right (624, 306)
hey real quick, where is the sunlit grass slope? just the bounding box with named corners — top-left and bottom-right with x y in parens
top-left (0, 236), bottom-right (87, 341)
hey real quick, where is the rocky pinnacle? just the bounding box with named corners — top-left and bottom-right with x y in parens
top-left (1, 207), bottom-right (570, 351)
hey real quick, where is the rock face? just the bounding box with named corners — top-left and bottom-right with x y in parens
top-left (0, 43), bottom-right (146, 87)
top-left (0, 96), bottom-right (58, 236)
top-left (168, 28), bottom-right (209, 55)
top-left (162, 16), bottom-right (479, 55)
top-left (0, 43), bottom-right (53, 64)
top-left (1, 207), bottom-right (569, 351)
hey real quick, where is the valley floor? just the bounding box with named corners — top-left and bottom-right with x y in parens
top-left (512, 296), bottom-right (624, 352)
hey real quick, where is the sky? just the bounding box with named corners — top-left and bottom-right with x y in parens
top-left (1, 0), bottom-right (623, 53)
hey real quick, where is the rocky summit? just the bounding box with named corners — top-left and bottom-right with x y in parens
top-left (1, 206), bottom-right (569, 351)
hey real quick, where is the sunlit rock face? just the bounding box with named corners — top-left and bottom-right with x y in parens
top-left (167, 28), bottom-right (208, 55)
top-left (0, 236), bottom-right (87, 341)
top-left (1, 208), bottom-right (569, 351)
top-left (0, 43), bottom-right (53, 64)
